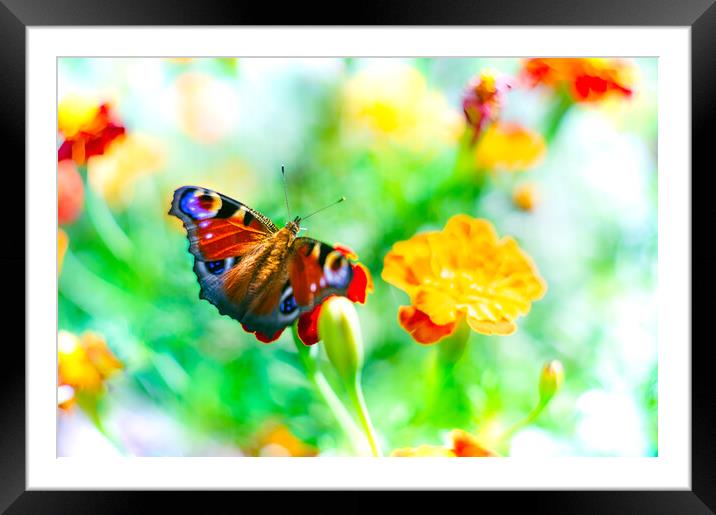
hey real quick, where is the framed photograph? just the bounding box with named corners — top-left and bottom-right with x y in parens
top-left (3, 0), bottom-right (713, 512)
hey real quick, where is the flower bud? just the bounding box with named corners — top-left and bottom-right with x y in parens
top-left (539, 360), bottom-right (564, 403)
top-left (317, 296), bottom-right (364, 384)
top-left (462, 70), bottom-right (511, 141)
top-left (513, 182), bottom-right (539, 212)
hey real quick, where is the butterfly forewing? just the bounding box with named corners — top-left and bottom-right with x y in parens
top-left (169, 186), bottom-right (277, 261)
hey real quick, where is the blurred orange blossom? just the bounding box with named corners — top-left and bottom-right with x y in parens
top-left (392, 429), bottom-right (498, 457)
top-left (252, 422), bottom-right (318, 457)
top-left (512, 182), bottom-right (540, 212)
top-left (382, 215), bottom-right (546, 344)
top-left (475, 123), bottom-right (546, 171)
top-left (58, 330), bottom-right (122, 410)
top-left (521, 58), bottom-right (635, 102)
top-left (87, 132), bottom-right (165, 207)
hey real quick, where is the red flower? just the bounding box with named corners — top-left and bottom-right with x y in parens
top-left (58, 101), bottom-right (126, 165)
top-left (57, 160), bottom-right (84, 225)
top-left (462, 70), bottom-right (512, 141)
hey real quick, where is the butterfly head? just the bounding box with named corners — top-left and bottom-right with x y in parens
top-left (285, 216), bottom-right (302, 236)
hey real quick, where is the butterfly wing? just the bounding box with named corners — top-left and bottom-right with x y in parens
top-left (169, 186), bottom-right (285, 335)
top-left (169, 186), bottom-right (278, 261)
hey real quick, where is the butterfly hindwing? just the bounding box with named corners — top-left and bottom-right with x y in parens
top-left (217, 237), bottom-right (356, 341)
top-left (288, 237), bottom-right (355, 307)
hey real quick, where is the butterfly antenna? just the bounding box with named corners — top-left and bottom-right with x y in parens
top-left (281, 165), bottom-right (291, 219)
top-left (301, 196), bottom-right (346, 222)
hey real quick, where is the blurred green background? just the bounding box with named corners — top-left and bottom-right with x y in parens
top-left (57, 57), bottom-right (657, 457)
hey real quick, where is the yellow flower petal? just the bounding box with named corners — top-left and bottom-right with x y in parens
top-left (382, 233), bottom-right (434, 295)
top-left (465, 314), bottom-right (516, 336)
top-left (58, 94), bottom-right (100, 139)
top-left (414, 288), bottom-right (458, 326)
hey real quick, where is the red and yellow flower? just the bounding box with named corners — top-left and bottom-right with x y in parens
top-left (461, 70), bottom-right (546, 171)
top-left (382, 215), bottom-right (546, 344)
top-left (58, 95), bottom-right (126, 165)
top-left (58, 330), bottom-right (122, 410)
top-left (521, 58), bottom-right (635, 102)
top-left (392, 429), bottom-right (498, 457)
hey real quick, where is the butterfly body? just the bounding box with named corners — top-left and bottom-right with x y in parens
top-left (169, 186), bottom-right (370, 343)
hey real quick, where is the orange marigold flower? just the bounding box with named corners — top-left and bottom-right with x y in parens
top-left (475, 123), bottom-right (546, 171)
top-left (392, 429), bottom-right (498, 457)
top-left (382, 215), bottom-right (546, 344)
top-left (522, 58), bottom-right (634, 102)
top-left (57, 95), bottom-right (126, 165)
top-left (58, 330), bottom-right (122, 402)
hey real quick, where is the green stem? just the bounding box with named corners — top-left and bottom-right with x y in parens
top-left (437, 320), bottom-right (471, 365)
top-left (84, 180), bottom-right (134, 262)
top-left (411, 321), bottom-right (471, 426)
top-left (499, 397), bottom-right (550, 446)
top-left (543, 88), bottom-right (574, 143)
top-left (292, 327), bottom-right (368, 455)
top-left (345, 377), bottom-right (382, 457)
top-left (75, 392), bottom-right (127, 455)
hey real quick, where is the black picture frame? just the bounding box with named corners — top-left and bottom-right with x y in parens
top-left (1, 1), bottom-right (713, 512)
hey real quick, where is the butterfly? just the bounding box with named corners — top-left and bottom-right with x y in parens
top-left (169, 185), bottom-right (372, 345)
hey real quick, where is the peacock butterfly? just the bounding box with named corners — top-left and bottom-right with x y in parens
top-left (169, 185), bottom-right (371, 345)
